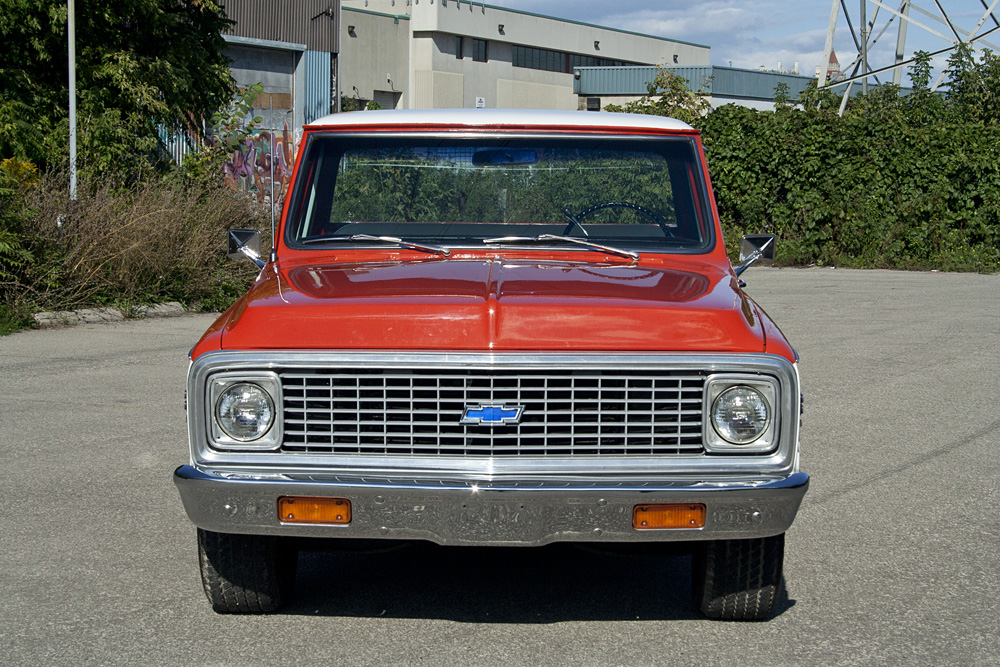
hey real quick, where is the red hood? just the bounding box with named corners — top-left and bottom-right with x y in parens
top-left (215, 255), bottom-right (765, 352)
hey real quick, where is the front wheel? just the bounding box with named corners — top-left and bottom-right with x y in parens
top-left (692, 533), bottom-right (784, 621)
top-left (197, 528), bottom-right (298, 613)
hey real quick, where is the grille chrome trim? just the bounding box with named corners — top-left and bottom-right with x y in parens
top-left (187, 352), bottom-right (800, 478)
top-left (280, 368), bottom-right (706, 457)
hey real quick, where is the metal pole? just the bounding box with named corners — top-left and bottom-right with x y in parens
top-left (68, 0), bottom-right (77, 201)
top-left (269, 97), bottom-right (275, 261)
top-left (336, 2), bottom-right (342, 112)
top-left (861, 0), bottom-right (869, 94)
top-left (893, 0), bottom-right (911, 85)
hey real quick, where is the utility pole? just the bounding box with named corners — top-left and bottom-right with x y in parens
top-left (68, 0), bottom-right (77, 201)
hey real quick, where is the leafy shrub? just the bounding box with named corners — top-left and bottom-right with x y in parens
top-left (691, 50), bottom-right (1000, 272)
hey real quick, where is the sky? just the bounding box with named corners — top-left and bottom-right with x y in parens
top-left (484, 1), bottom-right (1000, 82)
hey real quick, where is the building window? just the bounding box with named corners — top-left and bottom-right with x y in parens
top-left (513, 44), bottom-right (639, 74)
top-left (514, 45), bottom-right (565, 73)
top-left (456, 35), bottom-right (463, 59)
top-left (568, 53), bottom-right (636, 69)
top-left (472, 38), bottom-right (488, 63)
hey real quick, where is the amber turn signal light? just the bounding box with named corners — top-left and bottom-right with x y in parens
top-left (633, 503), bottom-right (706, 529)
top-left (278, 496), bottom-right (351, 524)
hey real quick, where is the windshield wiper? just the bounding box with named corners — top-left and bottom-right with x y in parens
top-left (482, 234), bottom-right (639, 261)
top-left (301, 233), bottom-right (451, 257)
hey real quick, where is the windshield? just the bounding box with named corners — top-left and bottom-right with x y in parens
top-left (286, 135), bottom-right (713, 252)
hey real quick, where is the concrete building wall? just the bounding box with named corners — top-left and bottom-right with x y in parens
top-left (496, 79), bottom-right (577, 110)
top-left (413, 69), bottom-right (464, 108)
top-left (340, 8), bottom-right (411, 109)
top-left (410, 32), bottom-right (576, 109)
top-left (399, 1), bottom-right (707, 66)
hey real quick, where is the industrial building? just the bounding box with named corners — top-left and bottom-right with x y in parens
top-left (339, 0), bottom-right (710, 112)
top-left (213, 1), bottom-right (826, 203)
top-left (220, 0), bottom-right (712, 137)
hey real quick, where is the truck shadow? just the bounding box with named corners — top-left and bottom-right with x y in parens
top-left (285, 542), bottom-right (795, 622)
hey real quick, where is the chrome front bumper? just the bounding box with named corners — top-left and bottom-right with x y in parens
top-left (174, 466), bottom-right (809, 547)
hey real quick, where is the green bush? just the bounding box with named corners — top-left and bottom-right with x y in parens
top-left (617, 53), bottom-right (1000, 273)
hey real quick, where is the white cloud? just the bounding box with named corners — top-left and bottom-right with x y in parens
top-left (599, 2), bottom-right (824, 71)
top-left (486, 0), bottom-right (985, 78)
top-left (607, 6), bottom-right (765, 39)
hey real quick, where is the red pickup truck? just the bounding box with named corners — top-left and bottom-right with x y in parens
top-left (175, 109), bottom-right (807, 620)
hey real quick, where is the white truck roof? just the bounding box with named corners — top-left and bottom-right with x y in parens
top-left (305, 108), bottom-right (695, 132)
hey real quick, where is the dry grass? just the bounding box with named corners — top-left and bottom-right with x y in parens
top-left (10, 171), bottom-right (268, 312)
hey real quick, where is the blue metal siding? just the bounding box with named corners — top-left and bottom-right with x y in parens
top-left (710, 67), bottom-right (812, 100)
top-left (657, 67), bottom-right (715, 93)
top-left (574, 65), bottom-right (817, 101)
top-left (574, 66), bottom-right (659, 95)
top-left (303, 50), bottom-right (332, 123)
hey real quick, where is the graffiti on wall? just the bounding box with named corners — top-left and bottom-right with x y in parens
top-left (223, 123), bottom-right (296, 215)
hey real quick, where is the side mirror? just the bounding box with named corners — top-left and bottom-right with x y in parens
top-left (734, 234), bottom-right (776, 278)
top-left (227, 228), bottom-right (265, 268)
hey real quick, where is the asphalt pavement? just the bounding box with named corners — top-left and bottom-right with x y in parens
top-left (1, 267), bottom-right (998, 666)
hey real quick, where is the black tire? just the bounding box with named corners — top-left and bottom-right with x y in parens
top-left (197, 528), bottom-right (298, 614)
top-left (692, 533), bottom-right (784, 621)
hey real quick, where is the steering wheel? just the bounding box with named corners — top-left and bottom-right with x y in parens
top-left (563, 201), bottom-right (675, 237)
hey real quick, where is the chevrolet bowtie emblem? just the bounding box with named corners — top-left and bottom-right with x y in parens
top-left (461, 403), bottom-right (524, 426)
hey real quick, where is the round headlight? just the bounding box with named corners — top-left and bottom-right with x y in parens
top-left (215, 382), bottom-right (275, 441)
top-left (711, 385), bottom-right (770, 444)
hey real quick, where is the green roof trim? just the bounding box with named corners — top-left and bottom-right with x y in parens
top-left (343, 6), bottom-right (410, 21)
top-left (480, 3), bottom-right (708, 49)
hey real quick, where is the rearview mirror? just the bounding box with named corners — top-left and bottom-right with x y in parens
top-left (227, 229), bottom-right (265, 268)
top-left (734, 233), bottom-right (776, 278)
top-left (739, 234), bottom-right (777, 264)
top-left (472, 149), bottom-right (538, 166)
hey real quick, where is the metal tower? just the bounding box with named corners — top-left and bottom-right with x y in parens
top-left (818, 1), bottom-right (1000, 112)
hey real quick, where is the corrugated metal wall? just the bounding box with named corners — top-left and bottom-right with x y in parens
top-left (660, 66), bottom-right (716, 93)
top-left (574, 65), bottom-right (817, 101)
top-left (573, 66), bottom-right (660, 96)
top-left (223, 0), bottom-right (339, 53)
top-left (710, 67), bottom-right (813, 100)
top-left (303, 50), bottom-right (333, 122)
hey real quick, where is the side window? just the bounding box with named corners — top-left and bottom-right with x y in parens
top-left (472, 39), bottom-right (488, 63)
top-left (456, 35), bottom-right (463, 59)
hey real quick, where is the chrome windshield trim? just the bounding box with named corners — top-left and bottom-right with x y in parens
top-left (283, 132), bottom-right (717, 256)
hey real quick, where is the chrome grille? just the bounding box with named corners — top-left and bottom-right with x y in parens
top-left (281, 368), bottom-right (706, 457)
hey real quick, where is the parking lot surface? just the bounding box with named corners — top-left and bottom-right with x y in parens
top-left (1, 267), bottom-right (998, 666)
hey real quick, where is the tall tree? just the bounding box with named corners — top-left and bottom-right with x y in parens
top-left (0, 0), bottom-right (235, 172)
